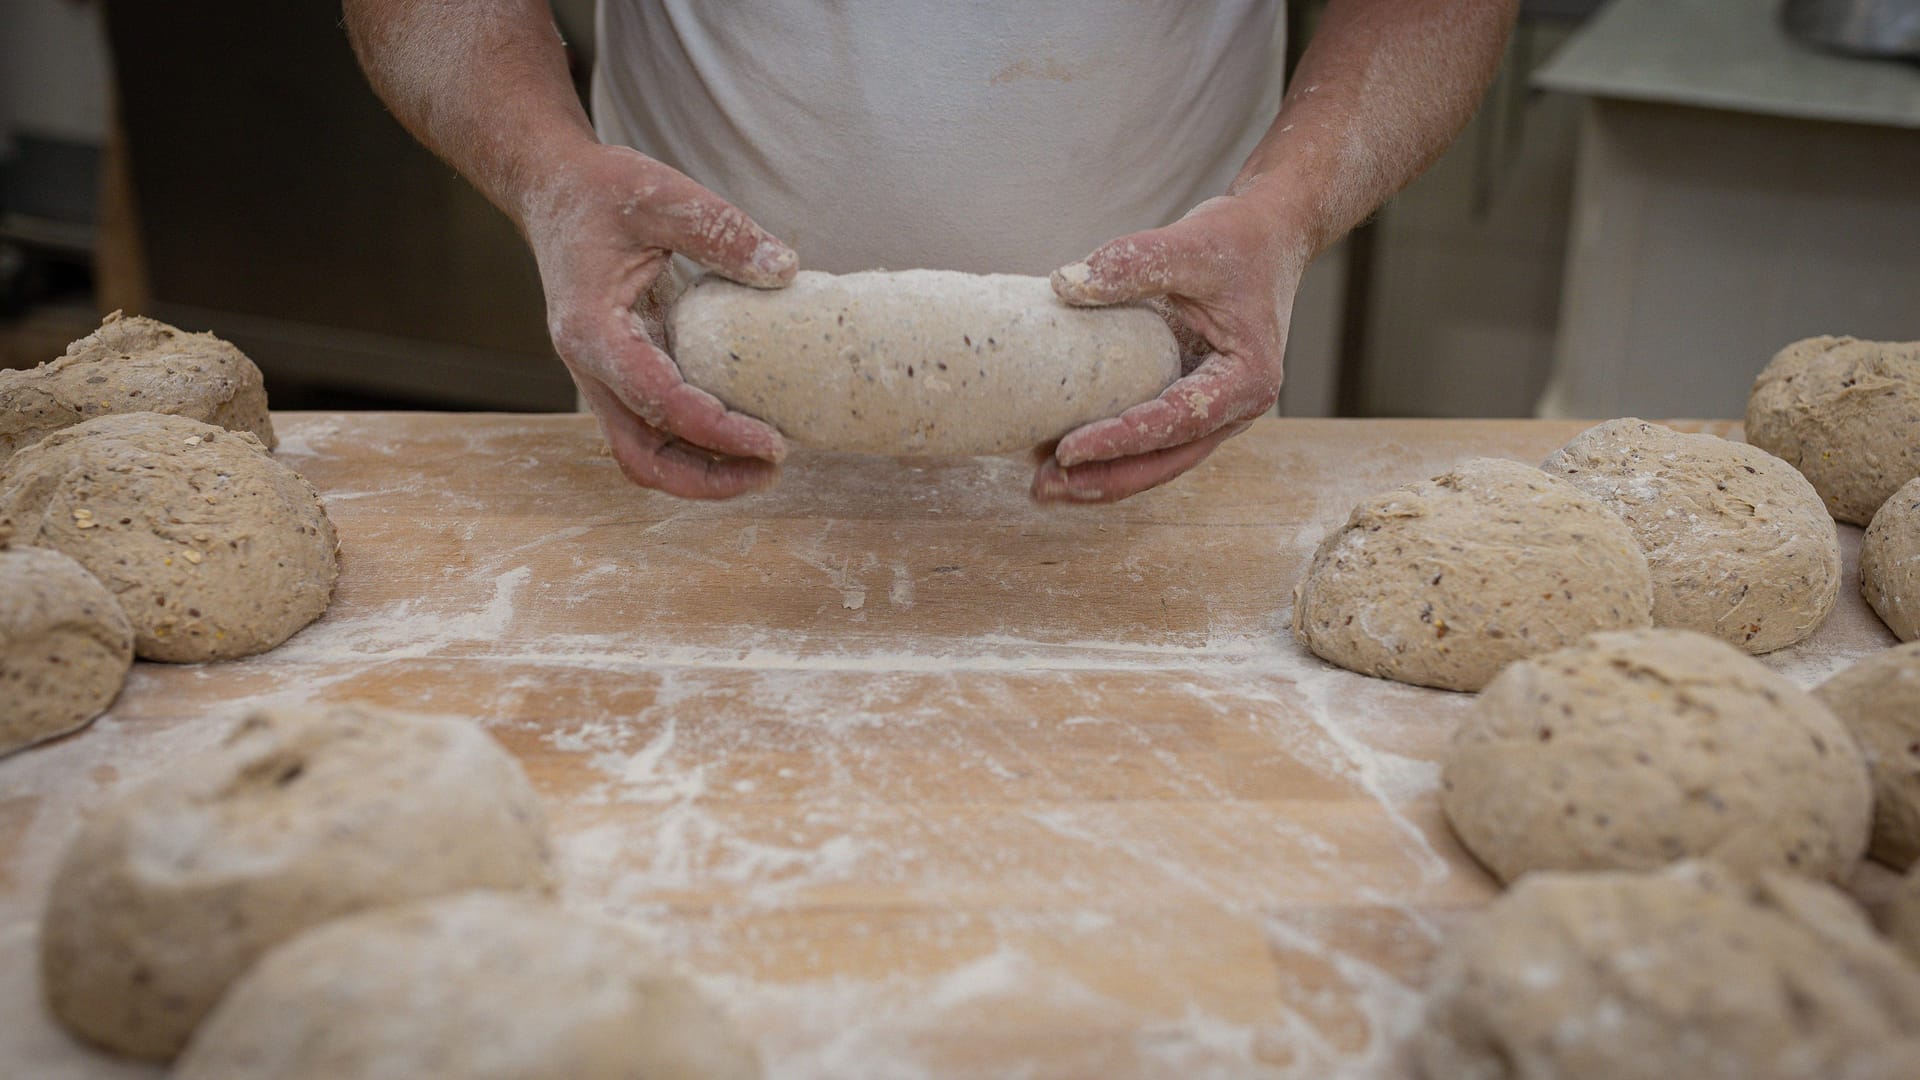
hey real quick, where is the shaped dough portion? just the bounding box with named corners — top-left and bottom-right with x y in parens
top-left (670, 269), bottom-right (1179, 455)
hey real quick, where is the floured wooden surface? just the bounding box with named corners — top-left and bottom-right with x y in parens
top-left (0, 414), bottom-right (1897, 1079)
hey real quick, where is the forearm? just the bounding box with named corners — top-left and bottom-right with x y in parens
top-left (342, 0), bottom-right (597, 228)
top-left (1231, 0), bottom-right (1519, 258)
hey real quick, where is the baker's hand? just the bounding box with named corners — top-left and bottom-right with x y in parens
top-left (1035, 195), bottom-right (1306, 503)
top-left (523, 144), bottom-right (797, 499)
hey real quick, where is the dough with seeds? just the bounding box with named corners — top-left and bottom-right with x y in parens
top-left (1745, 335), bottom-right (1920, 525)
top-left (1291, 457), bottom-right (1653, 691)
top-left (0, 542), bottom-right (132, 755)
top-left (1417, 861), bottom-right (1920, 1080)
top-left (0, 411), bottom-right (335, 661)
top-left (1861, 476), bottom-right (1920, 641)
top-left (1815, 642), bottom-right (1920, 868)
top-left (0, 311), bottom-right (273, 465)
top-left (40, 705), bottom-right (554, 1060)
top-left (670, 269), bottom-right (1179, 455)
top-left (176, 892), bottom-right (761, 1080)
top-left (1542, 418), bottom-right (1839, 652)
top-left (1443, 629), bottom-right (1870, 884)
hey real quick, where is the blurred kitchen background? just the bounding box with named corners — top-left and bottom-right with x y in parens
top-left (1, 0), bottom-right (1916, 418)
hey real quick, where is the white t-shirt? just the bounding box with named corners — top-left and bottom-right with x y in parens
top-left (591, 2), bottom-right (1286, 276)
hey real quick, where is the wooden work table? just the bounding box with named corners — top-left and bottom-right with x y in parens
top-left (0, 414), bottom-right (1898, 1078)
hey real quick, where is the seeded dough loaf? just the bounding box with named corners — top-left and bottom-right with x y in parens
top-left (175, 892), bottom-right (762, 1080)
top-left (1815, 642), bottom-right (1920, 869)
top-left (669, 269), bottom-right (1179, 455)
top-left (0, 311), bottom-right (273, 465)
top-left (0, 411), bottom-right (335, 661)
top-left (1291, 457), bottom-right (1654, 691)
top-left (1443, 629), bottom-right (1871, 884)
top-left (1745, 336), bottom-right (1920, 525)
top-left (1542, 419), bottom-right (1839, 652)
top-left (1416, 861), bottom-right (1920, 1080)
top-left (0, 543), bottom-right (132, 755)
top-left (40, 705), bottom-right (554, 1060)
top-left (1862, 476), bottom-right (1920, 641)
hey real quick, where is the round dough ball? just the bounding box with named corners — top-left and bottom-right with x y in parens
top-left (0, 311), bottom-right (274, 466)
top-left (1861, 477), bottom-right (1920, 641)
top-left (1888, 862), bottom-right (1920, 970)
top-left (40, 705), bottom-right (554, 1060)
top-left (1444, 629), bottom-right (1871, 884)
top-left (1815, 642), bottom-right (1920, 868)
top-left (0, 544), bottom-right (133, 754)
top-left (175, 892), bottom-right (761, 1080)
top-left (1746, 335), bottom-right (1920, 525)
top-left (1291, 457), bottom-right (1654, 691)
top-left (0, 411), bottom-right (336, 661)
top-left (669, 269), bottom-right (1179, 455)
top-left (1416, 861), bottom-right (1920, 1080)
top-left (1542, 418), bottom-right (1839, 653)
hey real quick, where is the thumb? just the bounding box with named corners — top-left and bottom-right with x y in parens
top-left (1050, 224), bottom-right (1212, 308)
top-left (651, 172), bottom-right (798, 289)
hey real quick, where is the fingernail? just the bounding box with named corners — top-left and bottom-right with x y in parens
top-left (752, 240), bottom-right (796, 278)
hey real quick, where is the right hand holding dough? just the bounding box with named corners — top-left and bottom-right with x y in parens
top-left (521, 144), bottom-right (798, 498)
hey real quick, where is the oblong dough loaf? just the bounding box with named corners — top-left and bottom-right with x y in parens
top-left (0, 544), bottom-right (133, 755)
top-left (669, 269), bottom-right (1179, 455)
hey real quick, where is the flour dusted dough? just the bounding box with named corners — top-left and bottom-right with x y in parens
top-left (0, 312), bottom-right (273, 465)
top-left (1417, 861), bottom-right (1920, 1080)
top-left (1542, 419), bottom-right (1839, 652)
top-left (0, 412), bottom-right (335, 661)
top-left (1745, 336), bottom-right (1920, 525)
top-left (40, 705), bottom-right (554, 1060)
top-left (175, 892), bottom-right (761, 1080)
top-left (1444, 629), bottom-right (1870, 884)
top-left (1291, 457), bottom-right (1653, 691)
top-left (1861, 477), bottom-right (1920, 641)
top-left (669, 269), bottom-right (1179, 455)
top-left (1890, 863), bottom-right (1920, 969)
top-left (1815, 642), bottom-right (1920, 869)
top-left (0, 543), bottom-right (132, 755)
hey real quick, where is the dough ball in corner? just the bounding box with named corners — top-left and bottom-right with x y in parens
top-left (1291, 457), bottom-right (1653, 691)
top-left (175, 892), bottom-right (762, 1080)
top-left (1443, 628), bottom-right (1871, 885)
top-left (1862, 476), bottom-right (1920, 642)
top-left (0, 542), bottom-right (133, 754)
top-left (1745, 335), bottom-right (1920, 525)
top-left (0, 311), bottom-right (275, 466)
top-left (0, 411), bottom-right (336, 662)
top-left (1416, 861), bottom-right (1920, 1080)
top-left (1815, 641), bottom-right (1920, 869)
top-left (1542, 418), bottom-right (1839, 652)
top-left (39, 705), bottom-right (554, 1060)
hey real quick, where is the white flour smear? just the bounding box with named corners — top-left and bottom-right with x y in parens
top-left (1, 415), bottom-right (1896, 1079)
